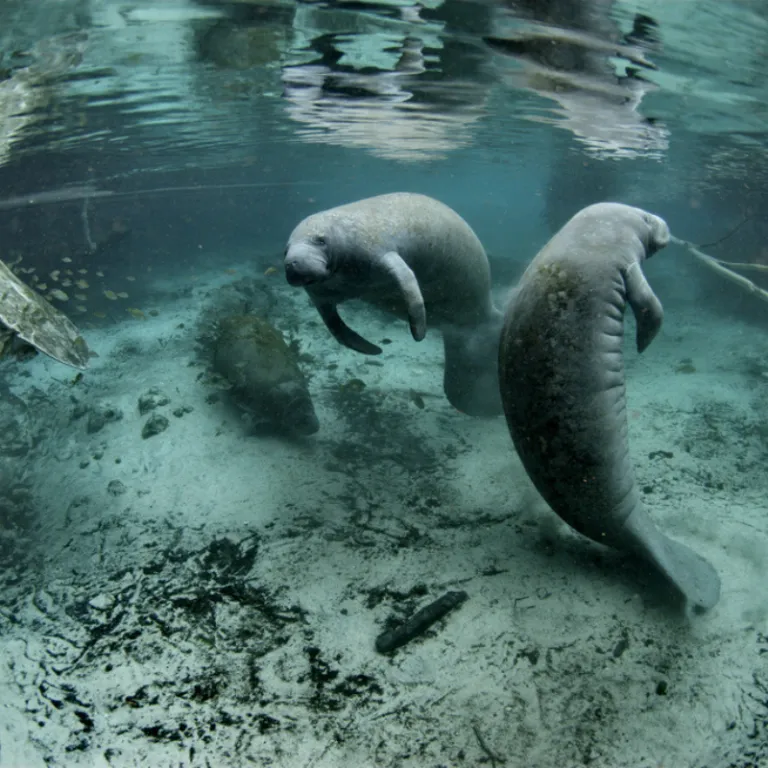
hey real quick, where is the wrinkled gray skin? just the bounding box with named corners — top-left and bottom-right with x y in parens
top-left (500, 202), bottom-right (720, 611)
top-left (284, 192), bottom-right (503, 417)
top-left (0, 258), bottom-right (90, 369)
top-left (213, 315), bottom-right (319, 437)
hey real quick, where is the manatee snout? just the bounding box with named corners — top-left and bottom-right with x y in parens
top-left (284, 240), bottom-right (330, 286)
top-left (285, 260), bottom-right (313, 287)
top-left (645, 213), bottom-right (670, 255)
top-left (296, 410), bottom-right (320, 436)
top-left (275, 381), bottom-right (320, 436)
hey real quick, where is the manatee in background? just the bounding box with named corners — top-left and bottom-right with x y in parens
top-left (212, 315), bottom-right (319, 436)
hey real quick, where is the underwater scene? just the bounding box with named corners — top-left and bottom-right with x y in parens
top-left (1, 1), bottom-right (768, 766)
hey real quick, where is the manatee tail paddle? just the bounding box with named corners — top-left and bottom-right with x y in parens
top-left (620, 506), bottom-right (721, 611)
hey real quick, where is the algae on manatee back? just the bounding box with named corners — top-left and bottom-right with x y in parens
top-left (212, 315), bottom-right (319, 436)
top-left (535, 262), bottom-right (587, 309)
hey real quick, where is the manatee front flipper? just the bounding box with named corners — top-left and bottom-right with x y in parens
top-left (314, 300), bottom-right (382, 355)
top-left (625, 261), bottom-right (663, 353)
top-left (619, 505), bottom-right (721, 611)
top-left (378, 251), bottom-right (427, 342)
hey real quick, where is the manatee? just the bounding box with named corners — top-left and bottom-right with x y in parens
top-left (213, 315), bottom-right (319, 436)
top-left (499, 202), bottom-right (720, 611)
top-left (284, 192), bottom-right (504, 417)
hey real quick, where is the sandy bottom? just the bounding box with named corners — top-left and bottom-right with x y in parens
top-left (0, 256), bottom-right (767, 768)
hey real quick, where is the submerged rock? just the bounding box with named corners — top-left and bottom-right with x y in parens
top-left (138, 387), bottom-right (170, 415)
top-left (86, 402), bottom-right (123, 434)
top-left (142, 413), bottom-right (169, 440)
top-left (212, 315), bottom-right (319, 436)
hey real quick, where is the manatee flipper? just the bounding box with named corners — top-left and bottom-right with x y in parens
top-left (625, 261), bottom-right (663, 353)
top-left (378, 251), bottom-right (427, 342)
top-left (314, 300), bottom-right (383, 355)
top-left (618, 506), bottom-right (721, 611)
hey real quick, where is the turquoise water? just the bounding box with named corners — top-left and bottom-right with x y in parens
top-left (1, 2), bottom-right (767, 766)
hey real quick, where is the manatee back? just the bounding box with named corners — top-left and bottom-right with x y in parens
top-left (372, 193), bottom-right (493, 320)
top-left (213, 315), bottom-right (319, 435)
top-left (214, 315), bottom-right (304, 390)
top-left (499, 225), bottom-right (639, 543)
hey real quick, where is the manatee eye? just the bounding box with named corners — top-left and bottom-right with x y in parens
top-left (313, 234), bottom-right (327, 247)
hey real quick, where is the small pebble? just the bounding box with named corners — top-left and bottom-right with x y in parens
top-left (86, 403), bottom-right (123, 434)
top-left (88, 594), bottom-right (114, 612)
top-left (138, 387), bottom-right (170, 415)
top-left (107, 480), bottom-right (127, 496)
